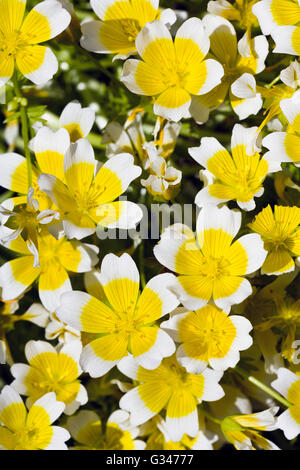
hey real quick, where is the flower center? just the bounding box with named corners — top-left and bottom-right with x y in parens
top-left (163, 356), bottom-right (192, 389)
top-left (0, 30), bottom-right (28, 57)
top-left (13, 205), bottom-right (38, 233)
top-left (120, 19), bottom-right (140, 42)
top-left (72, 183), bottom-right (107, 213)
top-left (179, 307), bottom-right (237, 360)
top-left (13, 426), bottom-right (40, 450)
top-left (198, 256), bottom-right (230, 280)
top-left (160, 60), bottom-right (189, 88)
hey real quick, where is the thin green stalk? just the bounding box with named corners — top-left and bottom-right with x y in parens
top-left (235, 366), bottom-right (292, 408)
top-left (13, 72), bottom-right (32, 189)
top-left (266, 75), bottom-right (281, 89)
top-left (201, 408), bottom-right (222, 425)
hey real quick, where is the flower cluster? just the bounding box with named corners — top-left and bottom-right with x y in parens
top-left (0, 0), bottom-right (299, 451)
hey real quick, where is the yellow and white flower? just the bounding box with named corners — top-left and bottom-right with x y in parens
top-left (141, 144), bottom-right (182, 200)
top-left (208, 0), bottom-right (259, 31)
top-left (257, 61), bottom-right (300, 130)
top-left (248, 205), bottom-right (300, 275)
top-left (38, 138), bottom-right (142, 239)
top-left (0, 226), bottom-right (98, 311)
top-left (221, 407), bottom-right (279, 450)
top-left (0, 187), bottom-right (60, 265)
top-left (0, 386), bottom-right (70, 450)
top-left (59, 101), bottom-right (95, 142)
top-left (271, 368), bottom-right (300, 439)
top-left (161, 305), bottom-right (253, 373)
top-left (0, 126), bottom-right (71, 212)
top-left (263, 92), bottom-right (300, 166)
top-left (80, 0), bottom-right (176, 59)
top-left (253, 0), bottom-right (300, 55)
top-left (56, 253), bottom-right (179, 377)
top-left (189, 124), bottom-right (281, 211)
top-left (190, 15), bottom-right (267, 122)
top-left (11, 340), bottom-right (87, 415)
top-left (121, 18), bottom-right (224, 122)
top-left (145, 415), bottom-right (218, 450)
top-left (231, 73), bottom-right (262, 120)
top-left (154, 206), bottom-right (267, 312)
top-left (118, 354), bottom-right (224, 442)
top-left (0, 0), bottom-right (71, 87)
top-left (67, 409), bottom-right (145, 450)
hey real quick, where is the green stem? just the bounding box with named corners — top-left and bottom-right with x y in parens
top-left (13, 72), bottom-right (32, 189)
top-left (235, 366), bottom-right (292, 408)
top-left (266, 75), bottom-right (281, 89)
top-left (201, 408), bottom-right (222, 425)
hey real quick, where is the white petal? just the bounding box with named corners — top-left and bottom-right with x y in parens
top-left (175, 17), bottom-right (210, 58)
top-left (80, 20), bottom-right (110, 53)
top-left (104, 201), bottom-right (143, 230)
top-left (119, 387), bottom-right (156, 426)
top-left (0, 386), bottom-right (23, 414)
top-left (135, 329), bottom-right (175, 369)
top-left (165, 409), bottom-right (199, 442)
top-left (80, 343), bottom-right (118, 377)
top-left (31, 392), bottom-right (65, 423)
top-left (201, 369), bottom-right (224, 402)
top-left (237, 233), bottom-right (267, 274)
top-left (214, 278), bottom-right (252, 313)
top-left (59, 102), bottom-right (95, 138)
top-left (63, 219), bottom-right (95, 240)
top-left (154, 98), bottom-right (191, 123)
top-left (100, 153), bottom-right (142, 192)
top-left (271, 367), bottom-right (299, 399)
top-left (24, 47), bottom-right (58, 85)
top-left (0, 152), bottom-right (26, 192)
top-left (44, 425), bottom-right (70, 450)
top-left (39, 276), bottom-right (72, 312)
top-left (29, 0), bottom-right (71, 39)
top-left (10, 364), bottom-right (31, 395)
top-left (231, 123), bottom-right (261, 154)
top-left (99, 252), bottom-right (139, 286)
top-left (262, 133), bottom-right (291, 164)
top-left (117, 354), bottom-right (139, 380)
top-left (277, 409), bottom-right (300, 440)
top-left (188, 137), bottom-right (226, 167)
top-left (252, 0), bottom-right (276, 35)
top-left (25, 340), bottom-right (56, 362)
top-left (197, 59), bottom-right (224, 95)
top-left (273, 26), bottom-right (298, 55)
top-left (176, 344), bottom-right (207, 374)
top-left (144, 273), bottom-right (180, 316)
top-left (136, 20), bottom-right (172, 58)
top-left (195, 186), bottom-right (228, 207)
top-left (196, 205), bottom-right (241, 239)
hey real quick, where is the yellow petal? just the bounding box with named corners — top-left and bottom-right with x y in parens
top-left (262, 249), bottom-right (295, 275)
top-left (270, 0), bottom-right (300, 26)
top-left (130, 326), bottom-right (158, 357)
top-left (0, 0), bottom-right (26, 35)
top-left (16, 44), bottom-right (46, 75)
top-left (89, 334), bottom-right (128, 361)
